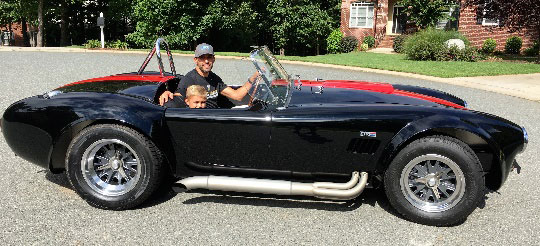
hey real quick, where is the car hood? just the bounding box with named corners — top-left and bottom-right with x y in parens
top-left (289, 80), bottom-right (467, 109)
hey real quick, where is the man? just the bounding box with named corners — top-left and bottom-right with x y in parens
top-left (160, 43), bottom-right (258, 108)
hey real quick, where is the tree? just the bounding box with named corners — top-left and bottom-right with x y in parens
top-left (267, 0), bottom-right (336, 55)
top-left (398, 0), bottom-right (457, 29)
top-left (125, 0), bottom-right (339, 55)
top-left (199, 0), bottom-right (258, 52)
top-left (0, 0), bottom-right (37, 46)
top-left (36, 0), bottom-right (42, 46)
top-left (127, 0), bottom-right (209, 49)
top-left (465, 0), bottom-right (540, 61)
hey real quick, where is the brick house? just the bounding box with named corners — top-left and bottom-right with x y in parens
top-left (341, 0), bottom-right (537, 50)
top-left (1, 22), bottom-right (37, 47)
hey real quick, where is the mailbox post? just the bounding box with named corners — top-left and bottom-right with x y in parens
top-left (97, 12), bottom-right (105, 48)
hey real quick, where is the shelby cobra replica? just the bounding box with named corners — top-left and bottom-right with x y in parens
top-left (1, 39), bottom-right (527, 226)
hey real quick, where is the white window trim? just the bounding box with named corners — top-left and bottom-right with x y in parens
top-left (349, 2), bottom-right (374, 28)
top-left (482, 1), bottom-right (500, 26)
top-left (482, 17), bottom-right (499, 26)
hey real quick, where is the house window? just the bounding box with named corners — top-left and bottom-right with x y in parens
top-left (349, 2), bottom-right (374, 28)
top-left (482, 1), bottom-right (499, 26)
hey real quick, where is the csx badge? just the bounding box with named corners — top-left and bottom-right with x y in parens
top-left (360, 131), bottom-right (377, 137)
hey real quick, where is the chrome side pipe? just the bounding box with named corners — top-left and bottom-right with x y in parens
top-left (177, 172), bottom-right (368, 200)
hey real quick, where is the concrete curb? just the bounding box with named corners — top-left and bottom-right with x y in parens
top-left (2, 46), bottom-right (539, 102)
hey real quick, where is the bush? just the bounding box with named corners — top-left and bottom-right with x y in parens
top-left (363, 36), bottom-right (375, 48)
top-left (106, 40), bottom-right (129, 50)
top-left (481, 38), bottom-right (497, 54)
top-left (524, 41), bottom-right (539, 56)
top-left (403, 28), bottom-right (470, 61)
top-left (444, 46), bottom-right (483, 62)
top-left (340, 36), bottom-right (358, 53)
top-left (84, 39), bottom-right (101, 49)
top-left (505, 36), bottom-right (522, 54)
top-left (393, 35), bottom-right (408, 53)
top-left (326, 29), bottom-right (343, 54)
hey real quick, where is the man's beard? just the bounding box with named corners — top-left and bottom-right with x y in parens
top-left (198, 63), bottom-right (213, 73)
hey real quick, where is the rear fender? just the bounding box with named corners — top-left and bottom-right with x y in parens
top-left (48, 94), bottom-right (173, 173)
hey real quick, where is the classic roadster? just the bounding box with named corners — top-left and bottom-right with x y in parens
top-left (1, 39), bottom-right (527, 226)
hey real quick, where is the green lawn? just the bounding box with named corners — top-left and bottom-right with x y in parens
top-left (72, 46), bottom-right (539, 78)
top-left (276, 52), bottom-right (540, 78)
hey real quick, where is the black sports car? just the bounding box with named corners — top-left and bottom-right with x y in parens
top-left (1, 39), bottom-right (527, 226)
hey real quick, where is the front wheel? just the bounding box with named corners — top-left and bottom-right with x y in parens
top-left (384, 136), bottom-right (484, 226)
top-left (66, 124), bottom-right (163, 210)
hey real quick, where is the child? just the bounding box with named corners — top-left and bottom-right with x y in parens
top-left (184, 85), bottom-right (207, 108)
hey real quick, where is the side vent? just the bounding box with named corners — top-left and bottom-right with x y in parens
top-left (347, 138), bottom-right (380, 155)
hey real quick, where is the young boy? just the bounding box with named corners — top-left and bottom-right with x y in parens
top-left (184, 85), bottom-right (207, 108)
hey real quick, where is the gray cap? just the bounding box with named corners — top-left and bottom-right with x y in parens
top-left (194, 43), bottom-right (214, 57)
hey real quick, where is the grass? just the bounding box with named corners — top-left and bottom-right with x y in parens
top-left (275, 52), bottom-right (540, 78)
top-left (69, 45), bottom-right (539, 78)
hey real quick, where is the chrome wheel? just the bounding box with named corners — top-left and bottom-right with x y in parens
top-left (81, 139), bottom-right (141, 196)
top-left (400, 154), bottom-right (465, 213)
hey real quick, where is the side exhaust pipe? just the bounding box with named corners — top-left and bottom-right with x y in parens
top-left (177, 171), bottom-right (368, 200)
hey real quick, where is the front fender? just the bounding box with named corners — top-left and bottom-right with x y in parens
top-left (377, 114), bottom-right (500, 173)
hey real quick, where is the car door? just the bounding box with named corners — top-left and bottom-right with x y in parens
top-left (265, 106), bottom-right (403, 175)
top-left (164, 107), bottom-right (272, 173)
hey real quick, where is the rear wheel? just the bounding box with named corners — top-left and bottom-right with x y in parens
top-left (384, 136), bottom-right (484, 226)
top-left (66, 124), bottom-right (163, 210)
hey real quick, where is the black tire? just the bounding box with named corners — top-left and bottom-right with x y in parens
top-left (384, 136), bottom-right (484, 226)
top-left (66, 124), bottom-right (163, 210)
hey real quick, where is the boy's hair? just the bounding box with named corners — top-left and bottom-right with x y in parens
top-left (185, 85), bottom-right (207, 99)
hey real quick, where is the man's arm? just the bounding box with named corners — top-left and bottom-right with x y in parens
top-left (220, 72), bottom-right (259, 101)
top-left (159, 91), bottom-right (174, 106)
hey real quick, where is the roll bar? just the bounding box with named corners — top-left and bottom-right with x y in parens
top-left (137, 38), bottom-right (177, 77)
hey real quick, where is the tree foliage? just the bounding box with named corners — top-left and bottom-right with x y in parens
top-left (267, 0), bottom-right (335, 55)
top-left (2, 0), bottom-right (340, 55)
top-left (127, 0), bottom-right (340, 55)
top-left (398, 0), bottom-right (457, 29)
top-left (0, 0), bottom-right (37, 26)
top-left (127, 0), bottom-right (206, 49)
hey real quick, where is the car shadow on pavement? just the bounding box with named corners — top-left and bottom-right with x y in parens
top-left (44, 171), bottom-right (71, 189)
top-left (43, 170), bottom-right (484, 225)
top-left (43, 171), bottom-right (179, 208)
top-left (179, 188), bottom-right (397, 213)
top-left (43, 171), bottom-right (401, 218)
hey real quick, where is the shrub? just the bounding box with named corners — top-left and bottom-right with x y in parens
top-left (524, 41), bottom-right (539, 56)
top-left (393, 35), bottom-right (408, 53)
top-left (106, 40), bottom-right (129, 50)
top-left (505, 36), bottom-right (522, 54)
top-left (403, 28), bottom-right (470, 61)
top-left (444, 46), bottom-right (483, 62)
top-left (84, 39), bottom-right (101, 49)
top-left (363, 36), bottom-right (375, 48)
top-left (340, 36), bottom-right (358, 53)
top-left (481, 38), bottom-right (497, 54)
top-left (326, 28), bottom-right (343, 54)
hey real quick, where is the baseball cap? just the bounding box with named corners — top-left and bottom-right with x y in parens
top-left (194, 43), bottom-right (214, 57)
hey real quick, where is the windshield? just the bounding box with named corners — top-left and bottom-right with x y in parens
top-left (248, 47), bottom-right (293, 109)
